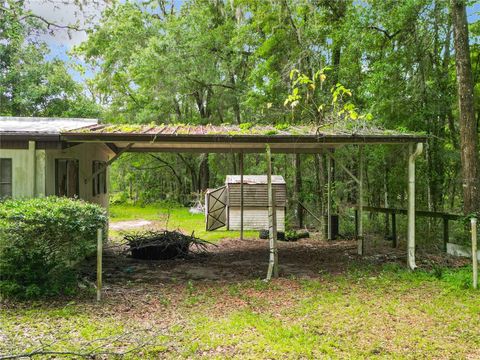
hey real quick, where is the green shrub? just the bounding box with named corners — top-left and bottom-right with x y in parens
top-left (0, 197), bottom-right (107, 299)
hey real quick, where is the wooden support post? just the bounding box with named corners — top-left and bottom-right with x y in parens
top-left (239, 152), bottom-right (244, 240)
top-left (327, 150), bottom-right (332, 240)
top-left (90, 143), bottom-right (134, 181)
top-left (408, 143), bottom-right (423, 270)
top-left (97, 228), bottom-right (103, 302)
top-left (266, 146), bottom-right (278, 280)
top-left (358, 145), bottom-right (364, 255)
top-left (391, 212), bottom-right (397, 248)
top-left (471, 218), bottom-right (478, 289)
top-left (443, 217), bottom-right (449, 252)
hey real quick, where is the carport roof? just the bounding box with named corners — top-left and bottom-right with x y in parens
top-left (0, 117), bottom-right (427, 153)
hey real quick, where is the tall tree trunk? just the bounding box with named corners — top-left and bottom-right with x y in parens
top-left (451, 0), bottom-right (480, 215)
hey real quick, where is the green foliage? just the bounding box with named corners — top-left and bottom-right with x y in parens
top-left (0, 1), bottom-right (100, 117)
top-left (0, 197), bottom-right (107, 299)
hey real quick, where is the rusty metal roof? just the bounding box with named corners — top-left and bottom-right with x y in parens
top-left (0, 118), bottom-right (427, 153)
top-left (62, 123), bottom-right (423, 138)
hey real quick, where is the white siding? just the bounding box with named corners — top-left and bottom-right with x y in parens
top-left (0, 147), bottom-right (45, 198)
top-left (45, 143), bottom-right (113, 208)
top-left (228, 207), bottom-right (285, 231)
top-left (0, 142), bottom-right (112, 208)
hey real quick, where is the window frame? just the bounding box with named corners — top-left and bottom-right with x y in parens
top-left (55, 158), bottom-right (79, 198)
top-left (92, 160), bottom-right (107, 196)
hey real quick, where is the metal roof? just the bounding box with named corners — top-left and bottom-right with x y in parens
top-left (226, 175), bottom-right (286, 185)
top-left (62, 123), bottom-right (424, 138)
top-left (0, 117), bottom-right (98, 134)
top-left (0, 117), bottom-right (427, 153)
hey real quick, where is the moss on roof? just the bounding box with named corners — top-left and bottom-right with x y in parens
top-left (72, 122), bottom-right (424, 138)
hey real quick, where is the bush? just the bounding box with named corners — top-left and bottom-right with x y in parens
top-left (0, 197), bottom-right (107, 299)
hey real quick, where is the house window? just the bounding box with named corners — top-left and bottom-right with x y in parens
top-left (55, 159), bottom-right (79, 198)
top-left (92, 161), bottom-right (107, 196)
top-left (0, 158), bottom-right (12, 198)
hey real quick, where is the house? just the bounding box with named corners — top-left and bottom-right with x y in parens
top-left (0, 117), bottom-right (113, 207)
top-left (205, 175), bottom-right (287, 232)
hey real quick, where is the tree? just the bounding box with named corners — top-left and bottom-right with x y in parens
top-left (451, 0), bottom-right (479, 215)
top-left (0, 0), bottom-right (100, 117)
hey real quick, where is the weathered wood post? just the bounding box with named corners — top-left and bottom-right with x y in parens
top-left (407, 143), bottom-right (423, 270)
top-left (358, 145), bottom-right (364, 255)
top-left (471, 217), bottom-right (478, 289)
top-left (239, 152), bottom-right (244, 240)
top-left (97, 228), bottom-right (103, 302)
top-left (391, 212), bottom-right (397, 248)
top-left (354, 209), bottom-right (359, 238)
top-left (443, 217), bottom-right (449, 252)
top-left (266, 145), bottom-right (278, 280)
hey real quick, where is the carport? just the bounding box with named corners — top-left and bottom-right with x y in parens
top-left (61, 123), bottom-right (427, 278)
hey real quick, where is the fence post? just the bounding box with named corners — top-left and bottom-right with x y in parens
top-left (97, 228), bottom-right (103, 301)
top-left (443, 217), bottom-right (449, 252)
top-left (471, 218), bottom-right (478, 290)
top-left (391, 212), bottom-right (397, 248)
top-left (354, 209), bottom-right (359, 238)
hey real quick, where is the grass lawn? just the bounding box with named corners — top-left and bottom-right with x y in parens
top-left (1, 203), bottom-right (479, 359)
top-left (1, 264), bottom-right (479, 359)
top-left (109, 202), bottom-right (257, 242)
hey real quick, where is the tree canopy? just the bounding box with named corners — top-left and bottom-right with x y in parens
top-left (2, 0), bottom-right (480, 225)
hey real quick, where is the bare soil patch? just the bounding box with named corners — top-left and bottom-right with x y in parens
top-left (93, 234), bottom-right (467, 287)
top-left (109, 219), bottom-right (153, 230)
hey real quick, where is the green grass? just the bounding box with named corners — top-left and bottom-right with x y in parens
top-left (3, 203), bottom-right (480, 359)
top-left (109, 202), bottom-right (257, 241)
top-left (2, 265), bottom-right (479, 359)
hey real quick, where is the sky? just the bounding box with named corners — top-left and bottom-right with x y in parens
top-left (25, 0), bottom-right (480, 82)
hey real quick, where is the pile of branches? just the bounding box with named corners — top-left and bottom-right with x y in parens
top-left (124, 230), bottom-right (214, 260)
top-left (259, 230), bottom-right (310, 242)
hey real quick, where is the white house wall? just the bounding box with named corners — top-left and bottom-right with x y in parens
top-left (45, 143), bottom-right (113, 208)
top-left (0, 145), bottom-right (46, 198)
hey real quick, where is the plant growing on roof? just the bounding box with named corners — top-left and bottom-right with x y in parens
top-left (284, 67), bottom-right (373, 128)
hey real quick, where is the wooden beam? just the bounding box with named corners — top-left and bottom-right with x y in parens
top-left (90, 143), bottom-right (134, 180)
top-left (297, 200), bottom-right (322, 225)
top-left (266, 145), bottom-right (278, 280)
top-left (107, 143), bottom-right (344, 154)
top-left (325, 150), bottom-right (360, 184)
top-left (354, 205), bottom-right (462, 220)
top-left (105, 142), bottom-right (119, 154)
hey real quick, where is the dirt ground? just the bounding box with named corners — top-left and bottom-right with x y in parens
top-left (95, 233), bottom-right (467, 288)
top-left (3, 231), bottom-right (475, 359)
top-left (109, 219), bottom-right (153, 230)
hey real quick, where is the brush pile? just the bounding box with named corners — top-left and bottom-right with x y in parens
top-left (124, 230), bottom-right (213, 260)
top-left (258, 229), bottom-right (310, 242)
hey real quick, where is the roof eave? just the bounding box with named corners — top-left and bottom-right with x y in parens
top-left (61, 132), bottom-right (427, 145)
